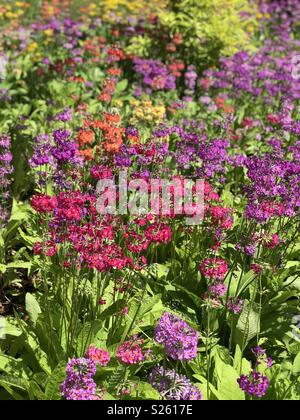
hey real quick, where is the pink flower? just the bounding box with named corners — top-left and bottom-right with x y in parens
top-left (86, 346), bottom-right (110, 367)
top-left (116, 339), bottom-right (145, 365)
top-left (264, 234), bottom-right (280, 249)
top-left (90, 165), bottom-right (113, 180)
top-left (145, 223), bottom-right (172, 244)
top-left (199, 258), bottom-right (229, 280)
top-left (31, 194), bottom-right (58, 213)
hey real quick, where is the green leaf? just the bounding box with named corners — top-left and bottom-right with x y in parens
top-left (0, 355), bottom-right (30, 379)
top-left (25, 293), bottom-right (42, 326)
top-left (45, 362), bottom-right (66, 400)
top-left (76, 320), bottom-right (103, 355)
top-left (2, 320), bottom-right (22, 337)
top-left (100, 300), bottom-right (126, 321)
top-left (216, 363), bottom-right (245, 400)
top-left (16, 320), bottom-right (52, 375)
top-left (137, 382), bottom-right (161, 400)
top-left (234, 302), bottom-right (261, 348)
top-left (0, 378), bottom-right (26, 400)
top-left (292, 353), bottom-right (300, 375)
top-left (115, 79), bottom-right (128, 94)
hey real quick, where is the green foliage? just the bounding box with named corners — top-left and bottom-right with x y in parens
top-left (158, 0), bottom-right (257, 67)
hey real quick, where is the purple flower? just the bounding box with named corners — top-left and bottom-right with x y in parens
top-left (148, 366), bottom-right (203, 400)
top-left (252, 347), bottom-right (273, 368)
top-left (55, 108), bottom-right (72, 122)
top-left (52, 129), bottom-right (78, 164)
top-left (29, 134), bottom-right (54, 167)
top-left (208, 282), bottom-right (228, 298)
top-left (61, 358), bottom-right (101, 401)
top-left (238, 371), bottom-right (269, 398)
top-left (185, 65), bottom-right (197, 91)
top-left (227, 297), bottom-right (244, 314)
top-left (133, 58), bottom-right (176, 92)
top-left (154, 312), bottom-right (198, 361)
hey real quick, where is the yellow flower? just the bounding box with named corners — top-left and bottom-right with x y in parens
top-left (44, 29), bottom-right (54, 37)
top-left (113, 99), bottom-right (123, 108)
top-left (34, 53), bottom-right (42, 61)
top-left (6, 12), bottom-right (16, 19)
top-left (27, 42), bottom-right (38, 53)
top-left (130, 99), bottom-right (166, 125)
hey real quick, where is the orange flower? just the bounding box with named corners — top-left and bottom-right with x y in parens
top-left (215, 97), bottom-right (225, 108)
top-left (78, 149), bottom-right (94, 161)
top-left (104, 113), bottom-right (121, 124)
top-left (108, 68), bottom-right (122, 76)
top-left (104, 140), bottom-right (122, 154)
top-left (224, 105), bottom-right (234, 114)
top-left (98, 93), bottom-right (112, 102)
top-left (77, 130), bottom-right (95, 147)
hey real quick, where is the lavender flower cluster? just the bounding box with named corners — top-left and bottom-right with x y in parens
top-left (60, 358), bottom-right (102, 401)
top-left (133, 58), bottom-right (176, 95)
top-left (154, 312), bottom-right (198, 361)
top-left (148, 366), bottom-right (203, 400)
top-left (238, 347), bottom-right (273, 398)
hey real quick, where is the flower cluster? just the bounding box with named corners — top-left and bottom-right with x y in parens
top-left (238, 371), bottom-right (269, 399)
top-left (130, 99), bottom-right (166, 126)
top-left (199, 258), bottom-right (229, 300)
top-left (227, 297), bottom-right (244, 315)
top-left (238, 347), bottom-right (272, 398)
top-left (31, 194), bottom-right (58, 214)
top-left (148, 366), bottom-right (203, 400)
top-left (200, 257), bottom-right (227, 279)
top-left (133, 58), bottom-right (176, 94)
top-left (116, 337), bottom-right (146, 365)
top-left (154, 312), bottom-right (198, 361)
top-left (86, 346), bottom-right (111, 367)
top-left (61, 358), bottom-right (102, 401)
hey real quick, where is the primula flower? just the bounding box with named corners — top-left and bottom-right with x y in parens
top-left (149, 366), bottom-right (203, 400)
top-left (199, 258), bottom-right (229, 280)
top-left (208, 282), bottom-right (228, 298)
top-left (90, 165), bottom-right (113, 180)
top-left (145, 224), bottom-right (172, 245)
top-left (0, 134), bottom-right (13, 227)
top-left (238, 371), bottom-right (269, 398)
top-left (31, 194), bottom-right (58, 213)
top-left (86, 346), bottom-right (110, 367)
top-left (227, 297), bottom-right (244, 314)
top-left (33, 241), bottom-right (57, 257)
top-left (61, 358), bottom-right (102, 401)
top-left (116, 339), bottom-right (145, 365)
top-left (77, 129), bottom-right (95, 146)
top-left (154, 312), bottom-right (198, 361)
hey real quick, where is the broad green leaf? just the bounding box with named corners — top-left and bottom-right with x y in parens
top-left (292, 353), bottom-right (300, 375)
top-left (216, 363), bottom-right (245, 400)
top-left (25, 293), bottom-right (42, 326)
top-left (234, 302), bottom-right (261, 348)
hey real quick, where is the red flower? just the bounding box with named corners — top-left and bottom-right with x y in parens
top-left (31, 194), bottom-right (58, 213)
top-left (199, 258), bottom-right (229, 280)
